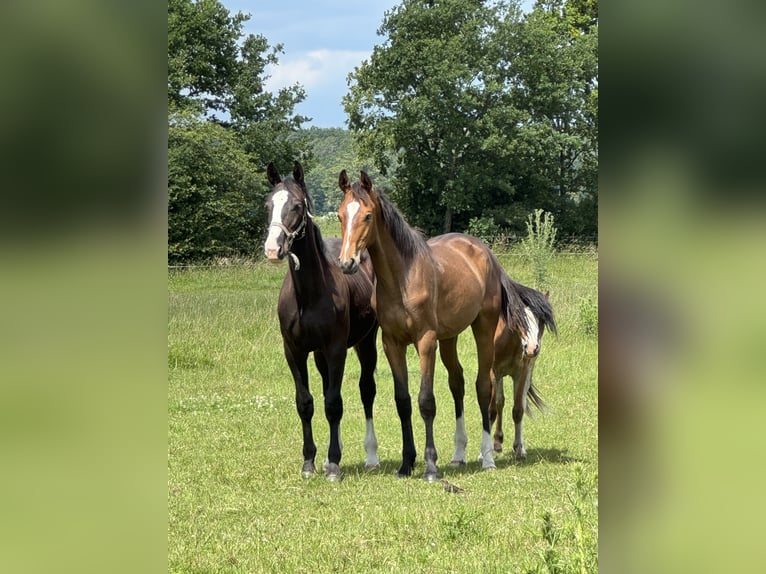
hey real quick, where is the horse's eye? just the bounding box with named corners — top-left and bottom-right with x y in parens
top-left (364, 213), bottom-right (372, 222)
top-left (292, 204), bottom-right (301, 211)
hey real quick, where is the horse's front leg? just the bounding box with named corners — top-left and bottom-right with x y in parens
top-left (512, 369), bottom-right (531, 459)
top-left (382, 335), bottom-right (416, 478)
top-left (416, 330), bottom-right (439, 482)
top-left (285, 344), bottom-right (316, 477)
top-left (315, 347), bottom-right (347, 482)
top-left (492, 373), bottom-right (506, 453)
top-left (354, 326), bottom-right (380, 469)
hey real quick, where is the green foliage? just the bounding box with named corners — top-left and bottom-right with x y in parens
top-left (168, 0), bottom-right (309, 262)
top-left (345, 0), bottom-right (598, 241)
top-left (466, 216), bottom-right (501, 246)
top-left (296, 127), bottom-right (394, 214)
top-left (168, 112), bottom-right (265, 262)
top-left (520, 209), bottom-right (558, 290)
top-left (578, 296), bottom-right (598, 337)
top-left (524, 465), bottom-right (598, 574)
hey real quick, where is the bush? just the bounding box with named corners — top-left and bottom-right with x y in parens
top-left (520, 209), bottom-right (557, 290)
top-left (579, 297), bottom-right (598, 337)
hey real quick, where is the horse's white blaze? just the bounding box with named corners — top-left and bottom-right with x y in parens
top-left (364, 419), bottom-right (379, 467)
top-left (522, 306), bottom-right (540, 355)
top-left (264, 189), bottom-right (288, 258)
top-left (451, 415), bottom-right (468, 463)
top-left (342, 199), bottom-right (361, 259)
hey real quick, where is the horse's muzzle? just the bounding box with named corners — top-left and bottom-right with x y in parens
top-left (339, 257), bottom-right (359, 274)
top-left (264, 245), bottom-right (285, 262)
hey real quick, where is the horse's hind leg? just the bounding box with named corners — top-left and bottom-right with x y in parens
top-left (472, 314), bottom-right (498, 470)
top-left (439, 336), bottom-right (467, 466)
top-left (491, 373), bottom-right (506, 452)
top-left (285, 344), bottom-right (316, 478)
top-left (512, 369), bottom-right (531, 459)
top-left (354, 326), bottom-right (379, 468)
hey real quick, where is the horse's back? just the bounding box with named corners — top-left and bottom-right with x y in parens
top-left (428, 233), bottom-right (501, 294)
top-left (427, 233), bottom-right (503, 337)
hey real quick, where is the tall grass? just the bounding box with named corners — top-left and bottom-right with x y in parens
top-left (168, 239), bottom-right (597, 573)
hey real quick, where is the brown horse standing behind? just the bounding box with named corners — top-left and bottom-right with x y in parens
top-left (337, 170), bottom-right (519, 481)
top-left (490, 281), bottom-right (557, 458)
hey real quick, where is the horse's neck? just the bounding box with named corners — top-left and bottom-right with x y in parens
top-left (288, 224), bottom-right (329, 303)
top-left (367, 224), bottom-right (418, 298)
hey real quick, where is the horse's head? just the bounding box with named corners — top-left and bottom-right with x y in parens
top-left (337, 170), bottom-right (377, 274)
top-left (521, 291), bottom-right (550, 358)
top-left (264, 161), bottom-right (312, 262)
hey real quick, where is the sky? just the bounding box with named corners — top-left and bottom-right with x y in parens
top-left (222, 1), bottom-right (534, 128)
top-left (221, 1), bottom-right (402, 128)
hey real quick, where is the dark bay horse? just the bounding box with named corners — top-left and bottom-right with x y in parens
top-left (489, 280), bottom-right (557, 458)
top-left (337, 170), bottom-right (519, 481)
top-left (264, 161), bottom-right (379, 481)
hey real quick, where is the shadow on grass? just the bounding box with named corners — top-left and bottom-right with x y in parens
top-left (341, 446), bottom-right (584, 479)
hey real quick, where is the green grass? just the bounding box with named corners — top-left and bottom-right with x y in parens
top-left (168, 239), bottom-right (597, 573)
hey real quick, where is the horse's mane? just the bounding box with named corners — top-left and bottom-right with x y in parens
top-left (501, 273), bottom-right (558, 336)
top-left (351, 182), bottom-right (429, 262)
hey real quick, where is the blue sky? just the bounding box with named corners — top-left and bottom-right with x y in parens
top-left (222, 1), bottom-right (533, 128)
top-left (221, 1), bottom-right (401, 128)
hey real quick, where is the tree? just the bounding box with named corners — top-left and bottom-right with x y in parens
top-left (168, 113), bottom-right (261, 261)
top-left (344, 0), bottom-right (598, 242)
top-left (345, 0), bottom-right (513, 236)
top-left (168, 0), bottom-right (310, 261)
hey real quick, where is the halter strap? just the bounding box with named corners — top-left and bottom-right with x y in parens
top-left (271, 198), bottom-right (313, 270)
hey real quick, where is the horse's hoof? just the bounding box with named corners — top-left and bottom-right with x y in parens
top-left (364, 463), bottom-right (380, 472)
top-left (396, 465), bottom-right (413, 479)
top-left (301, 461), bottom-right (316, 478)
top-left (423, 472), bottom-right (440, 483)
top-left (325, 463), bottom-right (343, 482)
top-left (493, 443), bottom-right (503, 453)
top-left (449, 459), bottom-right (466, 467)
top-left (482, 461), bottom-right (497, 471)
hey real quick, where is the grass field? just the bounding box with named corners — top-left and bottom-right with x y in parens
top-left (168, 220), bottom-right (598, 573)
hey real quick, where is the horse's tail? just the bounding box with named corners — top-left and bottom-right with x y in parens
top-left (526, 382), bottom-right (548, 415)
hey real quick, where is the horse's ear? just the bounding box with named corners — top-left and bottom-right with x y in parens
top-left (293, 161), bottom-right (305, 186)
top-left (339, 169), bottom-right (350, 192)
top-left (360, 171), bottom-right (373, 192)
top-left (267, 162), bottom-right (281, 186)
top-left (544, 290), bottom-right (550, 300)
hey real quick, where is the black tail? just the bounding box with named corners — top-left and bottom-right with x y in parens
top-left (526, 382), bottom-right (547, 415)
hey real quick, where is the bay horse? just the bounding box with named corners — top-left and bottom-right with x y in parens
top-left (489, 281), bottom-right (557, 458)
top-left (337, 170), bottom-right (520, 481)
top-left (264, 161), bottom-right (379, 481)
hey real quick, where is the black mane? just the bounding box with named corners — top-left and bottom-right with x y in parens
top-left (350, 182), bottom-right (429, 262)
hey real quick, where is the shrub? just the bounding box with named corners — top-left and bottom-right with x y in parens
top-left (520, 209), bottom-right (557, 290)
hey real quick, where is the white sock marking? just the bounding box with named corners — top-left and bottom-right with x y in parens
top-left (452, 415), bottom-right (468, 463)
top-left (364, 419), bottom-right (379, 467)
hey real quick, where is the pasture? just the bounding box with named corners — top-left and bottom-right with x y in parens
top-left (168, 222), bottom-right (597, 573)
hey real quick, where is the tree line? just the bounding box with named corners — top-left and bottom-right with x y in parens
top-left (168, 0), bottom-right (598, 262)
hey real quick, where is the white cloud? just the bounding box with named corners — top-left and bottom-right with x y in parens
top-left (264, 49), bottom-right (370, 92)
